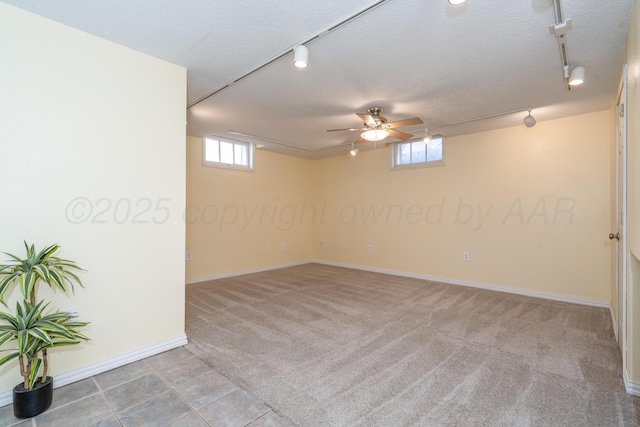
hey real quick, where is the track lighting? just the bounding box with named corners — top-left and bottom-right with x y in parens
top-left (550, 1), bottom-right (585, 91)
top-left (523, 109), bottom-right (536, 128)
top-left (293, 45), bottom-right (309, 68)
top-left (568, 65), bottom-right (585, 86)
top-left (424, 130), bottom-right (431, 144)
top-left (350, 144), bottom-right (359, 156)
top-left (419, 107), bottom-right (537, 134)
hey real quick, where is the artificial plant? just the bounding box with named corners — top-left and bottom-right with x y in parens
top-left (0, 242), bottom-right (89, 389)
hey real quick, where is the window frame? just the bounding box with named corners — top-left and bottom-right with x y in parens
top-left (390, 135), bottom-right (445, 170)
top-left (202, 136), bottom-right (255, 172)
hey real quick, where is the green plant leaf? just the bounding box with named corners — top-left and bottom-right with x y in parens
top-left (0, 352), bottom-right (19, 367)
top-left (16, 329), bottom-right (28, 354)
top-left (19, 271), bottom-right (36, 301)
top-left (23, 300), bottom-right (45, 326)
top-left (0, 272), bottom-right (20, 306)
top-left (0, 242), bottom-right (85, 302)
top-left (2, 251), bottom-right (23, 263)
top-left (0, 332), bottom-right (16, 347)
top-left (28, 358), bottom-right (42, 389)
top-left (61, 321), bottom-right (90, 329)
top-left (45, 339), bottom-right (82, 347)
top-left (47, 270), bottom-right (67, 292)
top-left (35, 320), bottom-right (72, 335)
top-left (32, 264), bottom-right (50, 283)
top-left (26, 328), bottom-right (53, 345)
top-left (0, 311), bottom-right (18, 327)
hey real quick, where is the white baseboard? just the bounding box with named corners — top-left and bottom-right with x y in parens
top-left (186, 260), bottom-right (309, 285)
top-left (0, 334), bottom-right (187, 407)
top-left (624, 370), bottom-right (640, 396)
top-left (188, 259), bottom-right (610, 308)
top-left (311, 259), bottom-right (610, 308)
top-left (609, 302), bottom-right (619, 343)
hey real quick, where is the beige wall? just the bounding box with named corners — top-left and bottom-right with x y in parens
top-left (314, 112), bottom-right (612, 303)
top-left (186, 136), bottom-right (315, 280)
top-left (1, 0), bottom-right (629, 398)
top-left (623, 0), bottom-right (640, 385)
top-left (189, 111), bottom-right (612, 305)
top-left (0, 4), bottom-right (186, 392)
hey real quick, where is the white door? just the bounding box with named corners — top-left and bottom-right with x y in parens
top-left (612, 66), bottom-right (627, 370)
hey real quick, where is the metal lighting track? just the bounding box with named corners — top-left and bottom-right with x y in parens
top-left (550, 0), bottom-right (574, 91)
top-left (188, 0), bottom-right (390, 108)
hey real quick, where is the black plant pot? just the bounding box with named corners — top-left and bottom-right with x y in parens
top-left (13, 376), bottom-right (53, 418)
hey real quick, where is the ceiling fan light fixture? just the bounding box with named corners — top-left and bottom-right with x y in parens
top-left (293, 45), bottom-right (308, 68)
top-left (568, 65), bottom-right (585, 86)
top-left (361, 129), bottom-right (389, 142)
top-left (523, 108), bottom-right (536, 128)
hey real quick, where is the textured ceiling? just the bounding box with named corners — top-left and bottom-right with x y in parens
top-left (3, 0), bottom-right (633, 159)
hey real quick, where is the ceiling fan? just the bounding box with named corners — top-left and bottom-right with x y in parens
top-left (327, 107), bottom-right (423, 143)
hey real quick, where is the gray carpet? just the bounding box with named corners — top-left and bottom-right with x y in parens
top-left (184, 263), bottom-right (639, 426)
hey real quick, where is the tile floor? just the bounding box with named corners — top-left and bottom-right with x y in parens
top-left (0, 347), bottom-right (294, 427)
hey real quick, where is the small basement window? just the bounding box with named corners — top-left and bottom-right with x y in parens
top-left (391, 135), bottom-right (445, 170)
top-left (203, 137), bottom-right (254, 171)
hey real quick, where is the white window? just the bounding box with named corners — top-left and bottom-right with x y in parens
top-left (391, 135), bottom-right (445, 170)
top-left (203, 137), bottom-right (254, 171)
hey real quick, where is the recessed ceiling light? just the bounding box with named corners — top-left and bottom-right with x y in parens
top-left (448, 0), bottom-right (467, 4)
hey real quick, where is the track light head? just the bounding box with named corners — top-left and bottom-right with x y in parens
top-left (293, 45), bottom-right (308, 68)
top-left (523, 108), bottom-right (536, 128)
top-left (568, 65), bottom-right (585, 86)
top-left (424, 131), bottom-right (431, 144)
top-left (350, 146), bottom-right (359, 156)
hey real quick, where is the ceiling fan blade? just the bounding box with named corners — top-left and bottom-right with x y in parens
top-left (327, 127), bottom-right (362, 132)
top-left (354, 137), bottom-right (366, 144)
top-left (388, 129), bottom-right (413, 141)
top-left (356, 113), bottom-right (375, 125)
top-left (386, 117), bottom-right (423, 128)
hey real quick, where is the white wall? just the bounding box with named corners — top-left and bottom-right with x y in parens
top-left (0, 3), bottom-right (187, 393)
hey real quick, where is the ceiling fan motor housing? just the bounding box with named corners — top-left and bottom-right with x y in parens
top-left (365, 107), bottom-right (387, 127)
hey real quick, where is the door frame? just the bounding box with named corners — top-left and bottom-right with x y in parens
top-left (614, 64), bottom-right (628, 376)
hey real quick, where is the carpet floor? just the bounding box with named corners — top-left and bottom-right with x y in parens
top-left (184, 263), bottom-right (639, 426)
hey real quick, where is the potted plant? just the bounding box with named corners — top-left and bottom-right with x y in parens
top-left (0, 242), bottom-right (89, 418)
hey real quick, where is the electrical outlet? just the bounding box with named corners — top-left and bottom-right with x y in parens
top-left (62, 308), bottom-right (78, 318)
top-left (368, 244), bottom-right (373, 253)
top-left (281, 243), bottom-right (286, 250)
top-left (186, 251), bottom-right (192, 261)
top-left (463, 251), bottom-right (470, 262)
